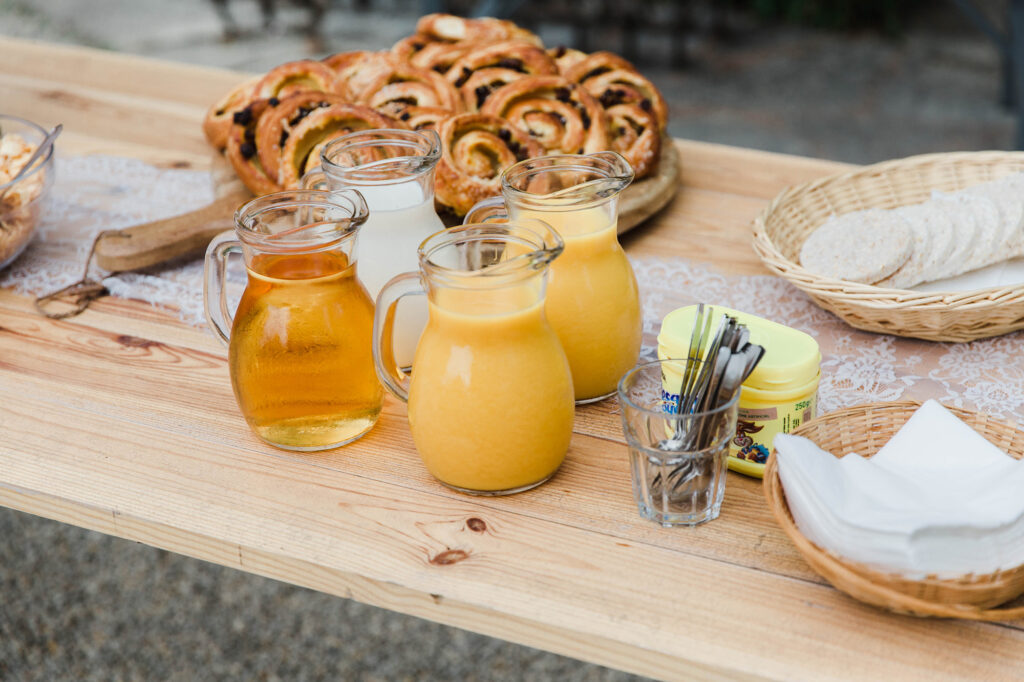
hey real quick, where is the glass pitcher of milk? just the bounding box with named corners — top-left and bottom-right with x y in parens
top-left (304, 129), bottom-right (445, 367)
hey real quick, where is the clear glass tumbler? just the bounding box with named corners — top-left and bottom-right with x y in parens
top-left (617, 359), bottom-right (740, 527)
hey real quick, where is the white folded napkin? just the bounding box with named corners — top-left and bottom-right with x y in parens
top-left (775, 399), bottom-right (1024, 578)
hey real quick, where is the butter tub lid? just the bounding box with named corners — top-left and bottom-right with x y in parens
top-left (658, 305), bottom-right (820, 390)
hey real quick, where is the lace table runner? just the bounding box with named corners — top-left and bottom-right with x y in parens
top-left (5, 154), bottom-right (1024, 421)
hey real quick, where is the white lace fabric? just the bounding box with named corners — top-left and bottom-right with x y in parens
top-left (4, 154), bottom-right (1024, 423)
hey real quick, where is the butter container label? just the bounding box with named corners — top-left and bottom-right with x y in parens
top-left (729, 394), bottom-right (816, 470)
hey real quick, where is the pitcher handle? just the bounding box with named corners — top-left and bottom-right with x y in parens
top-left (462, 196), bottom-right (508, 224)
top-left (300, 165), bottom-right (328, 191)
top-left (203, 230), bottom-right (241, 346)
top-left (372, 272), bottom-right (424, 402)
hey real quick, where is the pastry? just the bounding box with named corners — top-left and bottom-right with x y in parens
top-left (225, 99), bottom-right (283, 196)
top-left (604, 102), bottom-right (661, 178)
top-left (254, 59), bottom-right (344, 99)
top-left (202, 77), bottom-right (259, 151)
top-left (548, 46), bottom-right (588, 74)
top-left (323, 50), bottom-right (395, 101)
top-left (276, 104), bottom-right (401, 188)
top-left (380, 104), bottom-right (452, 131)
top-left (446, 41), bottom-right (558, 111)
top-left (415, 13), bottom-right (540, 45)
top-left (254, 91), bottom-right (351, 185)
top-left (358, 63), bottom-right (463, 113)
top-left (564, 52), bottom-right (668, 131)
top-left (435, 113), bottom-right (543, 215)
top-left (409, 41), bottom-right (478, 74)
top-left (481, 76), bottom-right (608, 155)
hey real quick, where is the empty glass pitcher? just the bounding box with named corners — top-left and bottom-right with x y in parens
top-left (465, 152), bottom-right (642, 404)
top-left (204, 189), bottom-right (383, 451)
top-left (372, 222), bottom-right (574, 495)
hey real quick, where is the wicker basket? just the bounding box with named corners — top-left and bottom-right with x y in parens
top-left (752, 151), bottom-right (1024, 342)
top-left (763, 401), bottom-right (1024, 620)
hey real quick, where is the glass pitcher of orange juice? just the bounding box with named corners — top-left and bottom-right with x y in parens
top-left (466, 152), bottom-right (642, 404)
top-left (204, 189), bottom-right (383, 451)
top-left (372, 222), bottom-right (575, 495)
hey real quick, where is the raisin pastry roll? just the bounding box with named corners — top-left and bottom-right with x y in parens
top-left (564, 52), bottom-right (668, 131)
top-left (254, 59), bottom-right (345, 100)
top-left (357, 63), bottom-right (463, 113)
top-left (203, 77), bottom-right (259, 151)
top-left (447, 41), bottom-right (559, 111)
top-left (547, 46), bottom-right (589, 74)
top-left (605, 103), bottom-right (661, 179)
top-left (254, 91), bottom-right (351, 185)
top-left (391, 34), bottom-right (436, 63)
top-left (323, 50), bottom-right (395, 101)
top-left (435, 113), bottom-right (543, 216)
top-left (379, 103), bottom-right (452, 132)
top-left (416, 13), bottom-right (540, 45)
top-left (481, 76), bottom-right (608, 155)
top-left (410, 41), bottom-right (479, 74)
top-left (276, 104), bottom-right (402, 188)
top-left (225, 99), bottom-right (282, 196)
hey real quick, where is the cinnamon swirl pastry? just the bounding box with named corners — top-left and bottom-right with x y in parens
top-left (564, 52), bottom-right (668, 131)
top-left (415, 13), bottom-right (540, 45)
top-left (435, 113), bottom-right (543, 215)
top-left (447, 41), bottom-right (558, 111)
top-left (481, 76), bottom-right (608, 155)
top-left (254, 59), bottom-right (343, 99)
top-left (203, 76), bottom-right (258, 151)
top-left (277, 104), bottom-right (401, 188)
top-left (358, 63), bottom-right (463, 113)
top-left (604, 103), bottom-right (661, 179)
top-left (323, 50), bottom-right (395, 100)
top-left (225, 99), bottom-right (282, 196)
top-left (254, 91), bottom-right (351, 185)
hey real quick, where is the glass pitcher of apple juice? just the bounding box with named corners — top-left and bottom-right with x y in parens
top-left (304, 128), bottom-right (445, 369)
top-left (465, 152), bottom-right (642, 404)
top-left (372, 222), bottom-right (575, 495)
top-left (204, 189), bottom-right (383, 451)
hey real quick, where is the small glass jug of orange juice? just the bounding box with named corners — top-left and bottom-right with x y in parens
top-left (466, 152), bottom-right (642, 404)
top-left (372, 222), bottom-right (575, 495)
top-left (204, 189), bottom-right (383, 451)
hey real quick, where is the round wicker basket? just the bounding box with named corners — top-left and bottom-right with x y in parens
top-left (763, 401), bottom-right (1024, 620)
top-left (752, 151), bottom-right (1024, 343)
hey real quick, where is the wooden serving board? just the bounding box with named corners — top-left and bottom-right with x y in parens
top-left (93, 144), bottom-right (680, 272)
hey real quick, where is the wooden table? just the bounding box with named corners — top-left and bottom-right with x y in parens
top-left (2, 37), bottom-right (1022, 681)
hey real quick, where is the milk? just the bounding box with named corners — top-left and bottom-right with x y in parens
top-left (355, 181), bottom-right (444, 367)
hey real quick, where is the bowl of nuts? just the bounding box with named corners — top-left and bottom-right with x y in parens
top-left (0, 114), bottom-right (56, 270)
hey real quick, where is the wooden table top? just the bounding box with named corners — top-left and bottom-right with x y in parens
top-left (2, 37), bottom-right (1022, 681)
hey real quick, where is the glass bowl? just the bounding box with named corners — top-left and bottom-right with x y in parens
top-left (0, 114), bottom-right (55, 269)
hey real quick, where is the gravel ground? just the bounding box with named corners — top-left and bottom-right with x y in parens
top-left (0, 1), bottom-right (1017, 680)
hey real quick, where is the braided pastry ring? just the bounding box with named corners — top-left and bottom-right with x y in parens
top-left (481, 75), bottom-right (608, 155)
top-left (358, 64), bottom-right (463, 113)
top-left (254, 91), bottom-right (351, 185)
top-left (435, 113), bottom-right (543, 216)
top-left (254, 59), bottom-right (344, 100)
top-left (604, 103), bottom-right (661, 178)
top-left (225, 99), bottom-right (283, 196)
top-left (564, 52), bottom-right (668, 131)
top-left (276, 104), bottom-right (403, 188)
top-left (447, 41), bottom-right (558, 111)
top-left (202, 76), bottom-right (259, 151)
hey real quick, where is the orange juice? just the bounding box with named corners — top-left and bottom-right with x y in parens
top-left (230, 251), bottom-right (383, 449)
top-left (407, 289), bottom-right (575, 492)
top-left (513, 205), bottom-right (642, 401)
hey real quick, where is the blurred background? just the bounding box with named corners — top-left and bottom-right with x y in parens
top-left (0, 1), bottom-right (1017, 680)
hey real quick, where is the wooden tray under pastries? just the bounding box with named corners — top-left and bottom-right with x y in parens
top-left (764, 401), bottom-right (1024, 621)
top-left (618, 138), bottom-right (679, 234)
top-left (752, 151), bottom-right (1024, 342)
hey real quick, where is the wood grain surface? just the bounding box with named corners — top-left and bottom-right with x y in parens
top-left (2, 37), bottom-right (1021, 682)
